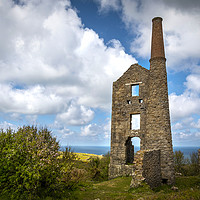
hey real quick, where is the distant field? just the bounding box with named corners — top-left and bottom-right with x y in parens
top-left (74, 152), bottom-right (103, 162)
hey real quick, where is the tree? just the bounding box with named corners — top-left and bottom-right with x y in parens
top-left (189, 152), bottom-right (199, 175)
top-left (0, 126), bottom-right (79, 199)
top-left (174, 150), bottom-right (185, 173)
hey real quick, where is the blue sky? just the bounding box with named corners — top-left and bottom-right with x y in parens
top-left (0, 0), bottom-right (200, 147)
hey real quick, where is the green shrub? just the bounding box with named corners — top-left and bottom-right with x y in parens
top-left (0, 126), bottom-right (80, 199)
top-left (89, 152), bottom-right (110, 181)
top-left (182, 152), bottom-right (199, 176)
top-left (174, 150), bottom-right (185, 174)
top-left (174, 150), bottom-right (200, 176)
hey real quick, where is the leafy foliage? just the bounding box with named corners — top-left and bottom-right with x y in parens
top-left (174, 150), bottom-right (186, 174)
top-left (0, 126), bottom-right (81, 199)
top-left (174, 150), bottom-right (200, 176)
top-left (89, 152), bottom-right (110, 181)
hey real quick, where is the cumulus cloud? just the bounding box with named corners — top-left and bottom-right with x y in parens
top-left (162, 0), bottom-right (200, 11)
top-left (169, 92), bottom-right (200, 122)
top-left (94, 0), bottom-right (120, 12)
top-left (0, 84), bottom-right (63, 114)
top-left (55, 101), bottom-right (94, 126)
top-left (169, 67), bottom-right (200, 122)
top-left (57, 127), bottom-right (74, 138)
top-left (0, 0), bottom-right (136, 118)
top-left (191, 119), bottom-right (200, 129)
top-left (81, 124), bottom-right (99, 137)
top-left (172, 128), bottom-right (200, 146)
top-left (81, 119), bottom-right (111, 140)
top-left (95, 0), bottom-right (200, 70)
top-left (2, 0), bottom-right (199, 145)
top-left (0, 121), bottom-right (18, 131)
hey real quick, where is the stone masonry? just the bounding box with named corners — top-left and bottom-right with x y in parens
top-left (130, 149), bottom-right (161, 188)
top-left (109, 17), bottom-right (175, 186)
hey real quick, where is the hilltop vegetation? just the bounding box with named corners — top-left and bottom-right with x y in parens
top-left (0, 126), bottom-right (109, 199)
top-left (0, 126), bottom-right (199, 200)
top-left (71, 176), bottom-right (200, 200)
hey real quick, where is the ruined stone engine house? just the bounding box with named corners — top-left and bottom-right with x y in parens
top-left (109, 17), bottom-right (175, 188)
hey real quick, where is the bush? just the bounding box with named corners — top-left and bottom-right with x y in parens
top-left (174, 150), bottom-right (200, 176)
top-left (174, 150), bottom-right (185, 174)
top-left (89, 152), bottom-right (110, 181)
top-left (183, 152), bottom-right (199, 176)
top-left (0, 126), bottom-right (80, 199)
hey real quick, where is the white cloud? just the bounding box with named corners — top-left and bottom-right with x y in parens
top-left (178, 132), bottom-right (192, 139)
top-left (0, 84), bottom-right (63, 114)
top-left (55, 101), bottom-right (94, 126)
top-left (81, 124), bottom-right (98, 137)
top-left (185, 73), bottom-right (200, 92)
top-left (172, 122), bottom-right (183, 130)
top-left (7, 113), bottom-right (22, 121)
top-left (0, 121), bottom-right (18, 131)
top-left (2, 0), bottom-right (199, 146)
top-left (172, 129), bottom-right (200, 145)
top-left (171, 116), bottom-right (200, 146)
top-left (169, 66), bottom-right (200, 122)
top-left (169, 92), bottom-right (200, 122)
top-left (81, 120), bottom-right (111, 140)
top-left (95, 0), bottom-right (120, 12)
top-left (103, 119), bottom-right (111, 138)
top-left (96, 0), bottom-right (200, 70)
top-left (57, 128), bottom-right (74, 138)
top-left (0, 0), bottom-right (137, 116)
top-left (190, 119), bottom-right (200, 129)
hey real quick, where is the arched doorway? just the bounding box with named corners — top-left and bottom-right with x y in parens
top-left (125, 137), bottom-right (141, 164)
top-left (131, 137), bottom-right (141, 153)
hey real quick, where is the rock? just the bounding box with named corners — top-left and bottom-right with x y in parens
top-left (171, 186), bottom-right (178, 191)
top-left (175, 172), bottom-right (182, 176)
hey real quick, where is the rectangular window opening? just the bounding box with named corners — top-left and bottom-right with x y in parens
top-left (132, 84), bottom-right (139, 96)
top-left (131, 114), bottom-right (140, 130)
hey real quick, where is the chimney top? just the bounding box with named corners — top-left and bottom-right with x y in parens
top-left (150, 17), bottom-right (165, 60)
top-left (152, 17), bottom-right (163, 22)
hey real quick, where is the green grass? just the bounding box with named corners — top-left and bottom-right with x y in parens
top-left (1, 175), bottom-right (199, 200)
top-left (67, 176), bottom-right (200, 200)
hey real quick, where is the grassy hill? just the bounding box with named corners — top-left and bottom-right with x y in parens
top-left (69, 176), bottom-right (200, 200)
top-left (74, 152), bottom-right (103, 162)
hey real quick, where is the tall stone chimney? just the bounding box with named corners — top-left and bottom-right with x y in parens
top-left (151, 17), bottom-right (165, 59)
top-left (146, 17), bottom-right (175, 184)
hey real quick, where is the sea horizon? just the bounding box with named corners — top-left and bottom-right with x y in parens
top-left (61, 145), bottom-right (199, 158)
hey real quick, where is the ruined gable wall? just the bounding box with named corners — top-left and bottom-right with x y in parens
top-left (109, 64), bottom-right (149, 178)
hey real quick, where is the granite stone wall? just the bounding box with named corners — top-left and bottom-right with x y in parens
top-left (146, 57), bottom-right (175, 184)
top-left (142, 150), bottom-right (162, 188)
top-left (109, 64), bottom-right (149, 179)
top-left (130, 149), bottom-right (161, 189)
